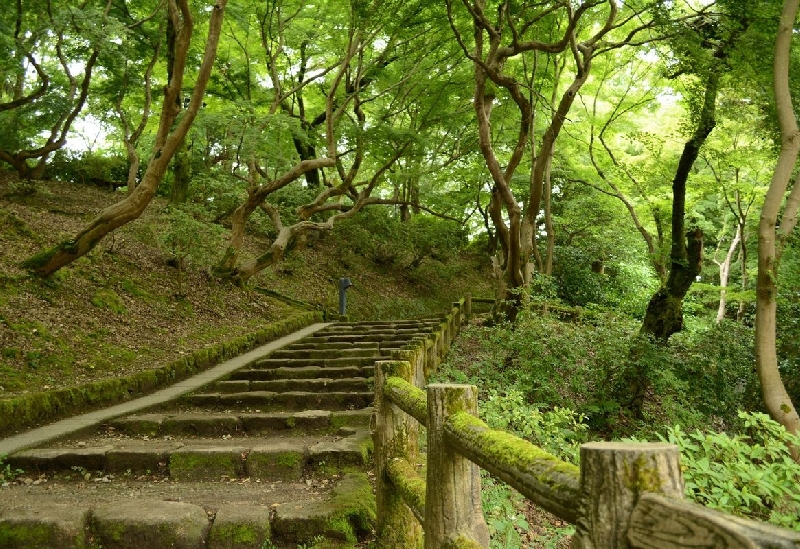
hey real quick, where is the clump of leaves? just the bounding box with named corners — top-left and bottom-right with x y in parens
top-left (482, 474), bottom-right (530, 549)
top-left (0, 455), bottom-right (24, 484)
top-left (156, 206), bottom-right (226, 296)
top-left (665, 411), bottom-right (800, 530)
top-left (480, 389), bottom-right (588, 465)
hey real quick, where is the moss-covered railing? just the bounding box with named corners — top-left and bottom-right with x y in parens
top-left (372, 298), bottom-right (800, 548)
top-left (0, 311), bottom-right (323, 437)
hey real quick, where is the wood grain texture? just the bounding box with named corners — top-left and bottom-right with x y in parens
top-left (571, 442), bottom-right (683, 549)
top-left (374, 361), bottom-right (423, 549)
top-left (425, 384), bottom-right (490, 549)
top-left (444, 411), bottom-right (580, 523)
top-left (628, 493), bottom-right (800, 549)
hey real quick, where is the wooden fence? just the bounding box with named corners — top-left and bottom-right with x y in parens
top-left (373, 297), bottom-right (800, 548)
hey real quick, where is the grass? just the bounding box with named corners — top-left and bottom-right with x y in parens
top-left (0, 171), bottom-right (493, 399)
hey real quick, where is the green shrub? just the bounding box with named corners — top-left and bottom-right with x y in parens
top-left (46, 150), bottom-right (128, 186)
top-left (156, 206), bottom-right (226, 294)
top-left (480, 389), bottom-right (588, 465)
top-left (664, 411), bottom-right (800, 530)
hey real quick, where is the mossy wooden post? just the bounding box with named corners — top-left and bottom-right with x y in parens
top-left (426, 384), bottom-right (489, 549)
top-left (374, 360), bottom-right (423, 549)
top-left (465, 293), bottom-right (472, 323)
top-left (570, 442), bottom-right (683, 549)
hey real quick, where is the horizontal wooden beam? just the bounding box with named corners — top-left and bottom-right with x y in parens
top-left (384, 376), bottom-right (427, 426)
top-left (387, 457), bottom-right (426, 525)
top-left (629, 493), bottom-right (800, 548)
top-left (443, 410), bottom-right (580, 523)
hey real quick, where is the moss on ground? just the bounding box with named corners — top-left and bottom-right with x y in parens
top-left (0, 312), bottom-right (322, 437)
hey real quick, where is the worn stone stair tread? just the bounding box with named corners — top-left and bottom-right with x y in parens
top-left (268, 348), bottom-right (386, 360)
top-left (213, 377), bottom-right (372, 394)
top-left (250, 356), bottom-right (378, 369)
top-left (229, 365), bottom-right (368, 380)
top-left (0, 473), bottom-right (374, 549)
top-left (108, 409), bottom-right (372, 436)
top-left (183, 391), bottom-right (374, 411)
top-left (8, 431), bottom-right (373, 478)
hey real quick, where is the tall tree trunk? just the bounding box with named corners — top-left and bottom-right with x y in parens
top-left (737, 231), bottom-right (748, 321)
top-left (21, 0), bottom-right (228, 276)
top-left (170, 141), bottom-right (191, 204)
top-left (755, 0), bottom-right (800, 437)
top-left (715, 224), bottom-right (742, 323)
top-left (641, 71), bottom-right (719, 341)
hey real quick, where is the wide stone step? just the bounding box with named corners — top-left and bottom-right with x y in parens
top-left (249, 356), bottom-right (378, 369)
top-left (0, 472), bottom-right (374, 549)
top-left (318, 326), bottom-right (433, 336)
top-left (7, 432), bottom-right (372, 479)
top-left (284, 340), bottom-right (380, 351)
top-left (229, 364), bottom-right (372, 381)
top-left (212, 377), bottom-right (371, 394)
top-left (183, 391), bottom-right (374, 411)
top-left (108, 409), bottom-right (372, 436)
top-left (267, 348), bottom-right (386, 360)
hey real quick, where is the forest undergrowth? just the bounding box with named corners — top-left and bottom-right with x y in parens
top-left (434, 308), bottom-right (800, 547)
top-left (0, 175), bottom-right (492, 398)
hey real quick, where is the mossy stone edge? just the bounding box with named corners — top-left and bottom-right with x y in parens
top-left (0, 311), bottom-right (323, 437)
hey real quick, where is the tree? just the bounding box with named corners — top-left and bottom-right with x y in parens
top-left (447, 0), bottom-right (659, 320)
top-left (638, 3), bottom-right (755, 341)
top-left (0, 0), bottom-right (123, 179)
top-left (701, 113), bottom-right (770, 323)
top-left (755, 0), bottom-right (800, 437)
top-left (210, 0), bottom-right (464, 285)
top-left (22, 0), bottom-right (229, 275)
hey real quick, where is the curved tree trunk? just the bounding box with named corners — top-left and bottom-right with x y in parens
top-left (21, 0), bottom-right (228, 276)
top-left (640, 71), bottom-right (719, 342)
top-left (755, 0), bottom-right (800, 438)
top-left (715, 224), bottom-right (741, 323)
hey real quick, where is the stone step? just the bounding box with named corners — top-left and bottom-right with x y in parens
top-left (315, 333), bottom-right (423, 343)
top-left (249, 356), bottom-right (378, 369)
top-left (284, 340), bottom-right (380, 351)
top-left (212, 377), bottom-right (371, 394)
top-left (317, 326), bottom-right (434, 336)
top-left (229, 364), bottom-right (374, 381)
top-left (6, 431), bottom-right (372, 480)
top-left (108, 409), bottom-right (372, 437)
top-left (182, 391), bottom-right (374, 411)
top-left (267, 348), bottom-right (386, 360)
top-left (0, 472), bottom-right (374, 549)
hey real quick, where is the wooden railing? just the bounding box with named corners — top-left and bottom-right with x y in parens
top-left (373, 297), bottom-right (800, 548)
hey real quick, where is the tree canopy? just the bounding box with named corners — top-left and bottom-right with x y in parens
top-left (3, 0), bottom-right (800, 433)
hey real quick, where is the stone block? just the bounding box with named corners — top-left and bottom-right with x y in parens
top-left (207, 504), bottom-right (271, 549)
top-left (0, 504), bottom-right (90, 549)
top-left (170, 446), bottom-right (248, 481)
top-left (247, 442), bottom-right (306, 481)
top-left (92, 500), bottom-right (209, 549)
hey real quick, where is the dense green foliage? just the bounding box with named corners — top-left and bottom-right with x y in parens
top-left (438, 306), bottom-right (800, 540)
top-left (663, 412), bottom-right (800, 529)
top-left (3, 0), bottom-right (800, 544)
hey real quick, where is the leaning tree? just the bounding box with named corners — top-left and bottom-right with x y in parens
top-left (23, 0), bottom-right (228, 276)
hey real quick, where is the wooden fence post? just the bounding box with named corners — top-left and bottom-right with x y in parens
top-left (465, 293), bottom-right (472, 323)
top-left (374, 360), bottom-right (423, 548)
top-left (570, 442), bottom-right (684, 549)
top-left (425, 384), bottom-right (489, 549)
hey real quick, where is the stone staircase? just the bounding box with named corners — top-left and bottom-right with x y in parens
top-left (0, 320), bottom-right (442, 549)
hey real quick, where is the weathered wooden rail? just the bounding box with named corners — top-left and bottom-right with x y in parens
top-left (373, 297), bottom-right (800, 548)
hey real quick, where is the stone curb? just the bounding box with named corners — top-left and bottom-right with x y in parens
top-left (0, 320), bottom-right (330, 456)
top-left (0, 473), bottom-right (375, 549)
top-left (0, 311), bottom-right (323, 439)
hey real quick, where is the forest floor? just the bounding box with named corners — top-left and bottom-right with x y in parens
top-left (0, 170), bottom-right (492, 398)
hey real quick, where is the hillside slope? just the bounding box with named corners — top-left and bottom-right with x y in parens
top-left (0, 172), bottom-right (491, 399)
